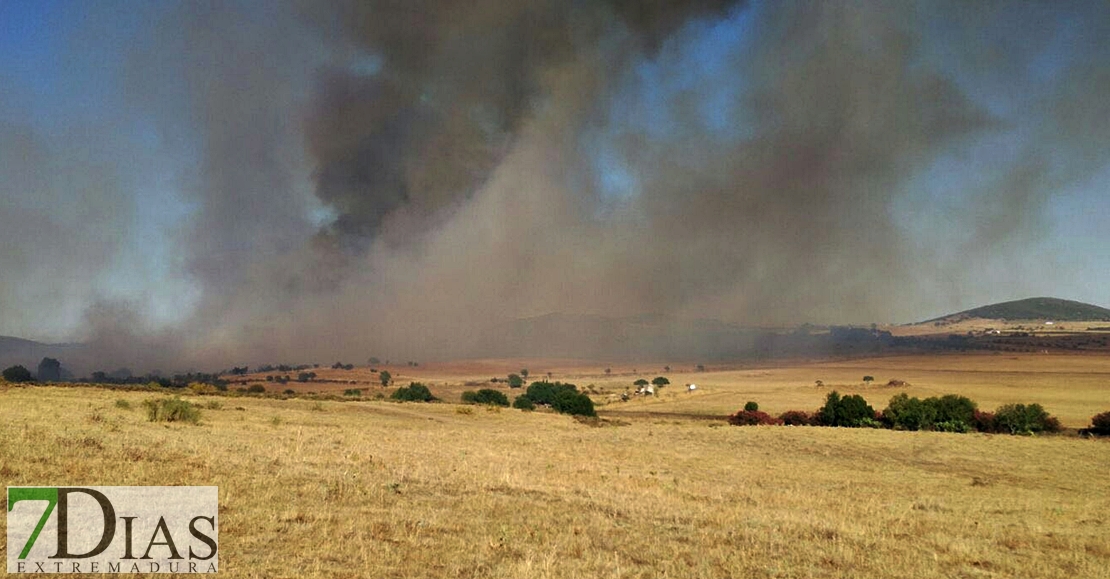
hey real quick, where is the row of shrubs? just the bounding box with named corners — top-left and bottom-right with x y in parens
top-left (460, 381), bottom-right (596, 417)
top-left (729, 392), bottom-right (1072, 435)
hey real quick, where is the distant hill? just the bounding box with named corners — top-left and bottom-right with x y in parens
top-left (925, 297), bottom-right (1110, 323)
top-left (0, 336), bottom-right (87, 375)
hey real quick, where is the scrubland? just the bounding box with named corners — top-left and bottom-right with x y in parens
top-left (3, 353), bottom-right (1110, 578)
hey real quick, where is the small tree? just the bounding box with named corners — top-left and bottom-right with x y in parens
top-left (37, 358), bottom-right (62, 382)
top-left (651, 376), bottom-right (670, 388)
top-left (882, 393), bottom-right (935, 431)
top-left (994, 403), bottom-right (1059, 435)
top-left (461, 389), bottom-right (510, 407)
top-left (862, 375), bottom-right (874, 384)
top-left (633, 378), bottom-right (649, 387)
top-left (552, 389), bottom-right (595, 417)
top-left (379, 370), bottom-right (392, 387)
top-left (818, 391), bottom-right (876, 427)
top-left (744, 401), bottom-right (759, 412)
top-left (513, 396), bottom-right (535, 411)
top-left (391, 382), bottom-right (435, 402)
top-left (2, 365), bottom-right (34, 383)
top-left (520, 369), bottom-right (529, 379)
top-left (1088, 411), bottom-right (1110, 435)
top-left (507, 374), bottom-right (524, 388)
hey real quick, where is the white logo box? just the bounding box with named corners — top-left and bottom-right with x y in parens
top-left (7, 486), bottom-right (218, 574)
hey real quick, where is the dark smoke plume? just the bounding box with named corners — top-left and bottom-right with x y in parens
top-left (4, 1), bottom-right (1108, 371)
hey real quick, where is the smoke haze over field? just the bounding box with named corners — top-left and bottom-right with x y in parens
top-left (2, 1), bottom-right (1109, 371)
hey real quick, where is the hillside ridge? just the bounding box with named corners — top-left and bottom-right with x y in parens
top-left (924, 297), bottom-right (1110, 323)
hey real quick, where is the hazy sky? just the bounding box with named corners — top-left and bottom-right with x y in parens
top-left (1, 1), bottom-right (1108, 366)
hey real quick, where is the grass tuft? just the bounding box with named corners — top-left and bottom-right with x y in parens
top-left (142, 397), bottom-right (201, 424)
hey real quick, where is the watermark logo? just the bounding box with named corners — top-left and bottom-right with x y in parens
top-left (7, 486), bottom-right (218, 574)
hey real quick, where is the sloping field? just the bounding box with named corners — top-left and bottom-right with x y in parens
top-left (595, 353), bottom-right (1110, 428)
top-left (1, 384), bottom-right (1109, 578)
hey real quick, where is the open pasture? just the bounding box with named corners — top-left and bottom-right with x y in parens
top-left (2, 352), bottom-right (1108, 578)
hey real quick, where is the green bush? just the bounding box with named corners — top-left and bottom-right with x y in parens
top-left (391, 382), bottom-right (436, 402)
top-left (519, 381), bottom-right (594, 416)
top-left (929, 394), bottom-right (976, 426)
top-left (114, 399), bottom-right (132, 410)
top-left (524, 381), bottom-right (578, 406)
top-left (551, 389), bottom-right (595, 417)
top-left (512, 396), bottom-right (535, 411)
top-left (507, 374), bottom-right (524, 388)
top-left (461, 389), bottom-right (510, 406)
top-left (2, 365), bottom-right (34, 383)
top-left (247, 384), bottom-right (266, 394)
top-left (882, 393), bottom-right (937, 431)
top-left (933, 420), bottom-right (971, 433)
top-left (743, 401), bottom-right (759, 412)
top-left (1090, 411), bottom-right (1110, 435)
top-left (343, 389), bottom-right (362, 397)
top-left (142, 398), bottom-right (201, 424)
top-left (994, 403), bottom-right (1060, 435)
top-left (818, 391), bottom-right (875, 427)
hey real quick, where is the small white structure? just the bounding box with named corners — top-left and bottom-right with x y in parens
top-left (687, 383), bottom-right (697, 392)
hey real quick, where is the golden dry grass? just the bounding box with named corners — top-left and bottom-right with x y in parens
top-left (594, 353), bottom-right (1110, 428)
top-left (2, 375), bottom-right (1109, 578)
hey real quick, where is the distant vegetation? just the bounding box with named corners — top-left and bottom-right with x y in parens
top-left (143, 397), bottom-right (201, 424)
top-left (461, 389), bottom-right (510, 407)
top-left (1087, 411), bottom-right (1110, 436)
top-left (515, 381), bottom-right (595, 417)
top-left (37, 358), bottom-right (62, 381)
top-left (930, 297), bottom-right (1110, 322)
top-left (2, 365), bottom-right (34, 383)
top-left (729, 391), bottom-right (1063, 436)
top-left (391, 382), bottom-right (435, 402)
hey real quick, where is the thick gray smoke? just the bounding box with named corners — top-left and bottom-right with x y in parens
top-left (4, 1), bottom-right (1109, 371)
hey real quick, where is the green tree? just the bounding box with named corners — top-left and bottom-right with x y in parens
top-left (819, 391), bottom-right (876, 427)
top-left (391, 382), bottom-right (435, 402)
top-left (634, 378), bottom-right (649, 387)
top-left (379, 370), bottom-right (392, 387)
top-left (651, 376), bottom-right (670, 387)
top-left (882, 393), bottom-right (935, 431)
top-left (928, 394), bottom-right (976, 426)
top-left (507, 373), bottom-right (524, 388)
top-left (994, 403), bottom-right (1058, 434)
top-left (744, 401), bottom-right (759, 412)
top-left (552, 389), bottom-right (595, 417)
top-left (461, 389), bottom-right (510, 406)
top-left (513, 396), bottom-right (536, 411)
top-left (2, 365), bottom-right (33, 383)
top-left (863, 375), bottom-right (874, 384)
top-left (37, 358), bottom-right (62, 382)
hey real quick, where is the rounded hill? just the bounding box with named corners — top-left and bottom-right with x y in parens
top-left (929, 297), bottom-right (1110, 323)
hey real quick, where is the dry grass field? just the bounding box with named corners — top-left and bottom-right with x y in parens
top-left (2, 353), bottom-right (1109, 578)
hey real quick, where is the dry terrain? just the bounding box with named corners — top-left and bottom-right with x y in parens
top-left (2, 352), bottom-right (1109, 578)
